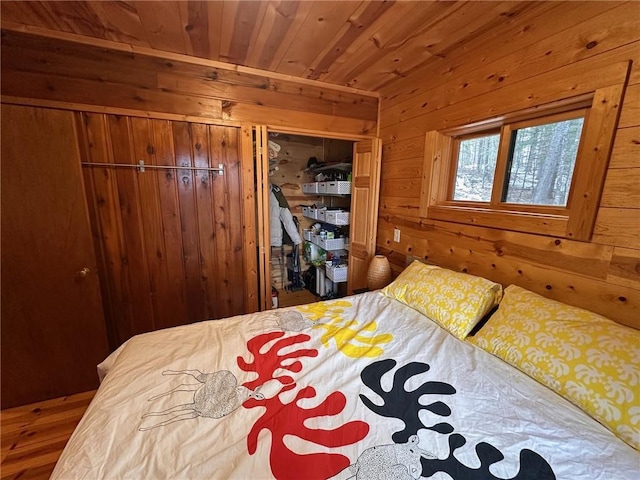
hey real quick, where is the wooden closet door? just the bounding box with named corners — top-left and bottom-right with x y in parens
top-left (79, 114), bottom-right (251, 348)
top-left (1, 104), bottom-right (109, 408)
top-left (348, 138), bottom-right (382, 292)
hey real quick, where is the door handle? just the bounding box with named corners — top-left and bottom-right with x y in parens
top-left (76, 267), bottom-right (90, 278)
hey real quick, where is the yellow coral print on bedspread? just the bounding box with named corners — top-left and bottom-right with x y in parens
top-left (295, 300), bottom-right (393, 358)
top-left (296, 300), bottom-right (352, 322)
top-left (313, 317), bottom-right (393, 358)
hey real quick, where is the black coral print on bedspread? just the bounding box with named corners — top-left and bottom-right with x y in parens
top-left (359, 359), bottom-right (556, 480)
top-left (359, 359), bottom-right (456, 443)
top-left (421, 433), bottom-right (556, 480)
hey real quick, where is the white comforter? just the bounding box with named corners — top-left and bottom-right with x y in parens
top-left (52, 292), bottom-right (639, 479)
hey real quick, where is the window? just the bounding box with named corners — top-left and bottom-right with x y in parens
top-left (452, 132), bottom-right (499, 202)
top-left (420, 84), bottom-right (626, 241)
top-left (502, 114), bottom-right (583, 207)
top-left (449, 110), bottom-right (585, 210)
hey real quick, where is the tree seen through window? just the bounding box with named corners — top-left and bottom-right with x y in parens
top-left (452, 116), bottom-right (584, 207)
top-left (505, 118), bottom-right (583, 206)
top-left (453, 134), bottom-right (499, 202)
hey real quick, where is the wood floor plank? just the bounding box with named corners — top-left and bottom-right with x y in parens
top-left (277, 288), bottom-right (319, 308)
top-left (1, 443), bottom-right (65, 477)
top-left (1, 462), bottom-right (58, 480)
top-left (1, 391), bottom-right (95, 480)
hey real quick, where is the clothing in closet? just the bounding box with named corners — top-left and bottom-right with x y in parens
top-left (269, 183), bottom-right (302, 247)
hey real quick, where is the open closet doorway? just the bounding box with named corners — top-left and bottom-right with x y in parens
top-left (254, 126), bottom-right (382, 311)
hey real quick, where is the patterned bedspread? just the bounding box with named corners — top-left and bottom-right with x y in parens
top-left (52, 292), bottom-right (639, 479)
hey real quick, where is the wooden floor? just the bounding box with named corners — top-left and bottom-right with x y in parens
top-left (1, 390), bottom-right (95, 480)
top-left (277, 287), bottom-right (319, 308)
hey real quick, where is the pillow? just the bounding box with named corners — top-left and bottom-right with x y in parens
top-left (381, 260), bottom-right (502, 339)
top-left (470, 284), bottom-right (640, 450)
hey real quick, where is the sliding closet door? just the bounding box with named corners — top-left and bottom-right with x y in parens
top-left (1, 104), bottom-right (109, 407)
top-left (78, 113), bottom-right (250, 348)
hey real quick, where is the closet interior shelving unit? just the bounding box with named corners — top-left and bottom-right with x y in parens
top-left (256, 126), bottom-right (382, 311)
top-left (301, 161), bottom-right (353, 298)
top-left (265, 132), bottom-right (354, 302)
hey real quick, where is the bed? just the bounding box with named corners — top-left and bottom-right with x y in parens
top-left (52, 262), bottom-right (639, 479)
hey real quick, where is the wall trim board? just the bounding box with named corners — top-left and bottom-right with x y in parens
top-left (239, 124), bottom-right (259, 314)
top-left (1, 95), bottom-right (378, 142)
top-left (1, 95), bottom-right (242, 127)
top-left (262, 125), bottom-right (374, 141)
top-left (0, 21), bottom-right (379, 99)
top-left (222, 102), bottom-right (376, 136)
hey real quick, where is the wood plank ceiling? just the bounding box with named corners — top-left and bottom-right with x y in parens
top-left (1, 0), bottom-right (544, 92)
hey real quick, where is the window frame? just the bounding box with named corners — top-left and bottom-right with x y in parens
top-left (446, 108), bottom-right (588, 215)
top-left (420, 84), bottom-right (626, 241)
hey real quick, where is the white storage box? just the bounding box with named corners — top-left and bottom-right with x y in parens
top-left (318, 182), bottom-right (328, 194)
top-left (303, 229), bottom-right (313, 241)
top-left (307, 207), bottom-right (318, 219)
top-left (325, 181), bottom-right (351, 195)
top-left (317, 208), bottom-right (327, 221)
top-left (326, 264), bottom-right (348, 283)
top-left (318, 237), bottom-right (345, 250)
top-left (302, 182), bottom-right (319, 194)
top-left (325, 210), bottom-right (350, 225)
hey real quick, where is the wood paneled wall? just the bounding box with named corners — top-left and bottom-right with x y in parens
top-left (377, 2), bottom-right (640, 327)
top-left (0, 29), bottom-right (378, 136)
top-left (78, 113), bottom-right (248, 348)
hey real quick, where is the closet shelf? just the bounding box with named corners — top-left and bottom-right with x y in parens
top-left (304, 162), bottom-right (352, 173)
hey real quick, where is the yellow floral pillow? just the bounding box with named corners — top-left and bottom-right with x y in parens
top-left (470, 285), bottom-right (640, 450)
top-left (381, 261), bottom-right (502, 339)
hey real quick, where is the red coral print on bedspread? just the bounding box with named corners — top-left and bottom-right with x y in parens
top-left (238, 331), bottom-right (369, 480)
top-left (238, 331), bottom-right (317, 388)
